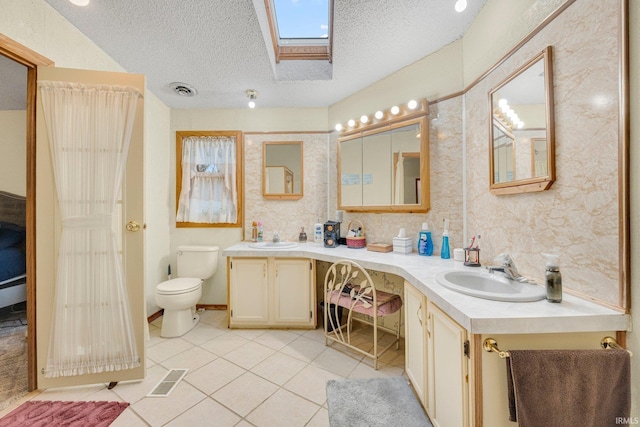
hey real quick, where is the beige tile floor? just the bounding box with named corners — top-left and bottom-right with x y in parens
top-left (16, 310), bottom-right (406, 426)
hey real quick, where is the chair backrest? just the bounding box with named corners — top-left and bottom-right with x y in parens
top-left (324, 259), bottom-right (378, 310)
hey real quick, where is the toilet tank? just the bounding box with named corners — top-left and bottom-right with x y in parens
top-left (176, 245), bottom-right (219, 279)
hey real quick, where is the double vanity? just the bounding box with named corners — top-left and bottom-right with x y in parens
top-left (223, 241), bottom-right (629, 427)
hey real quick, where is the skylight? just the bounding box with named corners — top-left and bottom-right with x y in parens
top-left (273, 0), bottom-right (330, 40)
top-left (265, 0), bottom-right (333, 62)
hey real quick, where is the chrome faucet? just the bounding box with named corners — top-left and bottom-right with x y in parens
top-left (272, 231), bottom-right (280, 243)
top-left (486, 253), bottom-right (529, 283)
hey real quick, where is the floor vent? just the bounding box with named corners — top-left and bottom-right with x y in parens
top-left (146, 368), bottom-right (188, 397)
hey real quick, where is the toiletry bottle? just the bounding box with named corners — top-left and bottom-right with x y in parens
top-left (257, 221), bottom-right (264, 242)
top-left (441, 219), bottom-right (450, 259)
top-left (543, 253), bottom-right (562, 303)
top-left (251, 221), bottom-right (258, 242)
top-left (418, 222), bottom-right (434, 256)
top-left (314, 219), bottom-right (323, 243)
top-left (299, 227), bottom-right (307, 243)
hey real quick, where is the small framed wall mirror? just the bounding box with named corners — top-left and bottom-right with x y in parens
top-left (262, 141), bottom-right (303, 200)
top-left (489, 46), bottom-right (555, 195)
top-left (338, 115), bottom-right (429, 212)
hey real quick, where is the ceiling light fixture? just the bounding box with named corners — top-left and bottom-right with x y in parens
top-left (69, 0), bottom-right (90, 6)
top-left (455, 0), bottom-right (467, 12)
top-left (335, 99), bottom-right (427, 134)
top-left (246, 89), bottom-right (258, 108)
top-left (170, 82), bottom-right (198, 97)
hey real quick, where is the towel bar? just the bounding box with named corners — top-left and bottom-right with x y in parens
top-left (483, 337), bottom-right (632, 358)
top-left (483, 338), bottom-right (510, 358)
top-left (601, 336), bottom-right (633, 356)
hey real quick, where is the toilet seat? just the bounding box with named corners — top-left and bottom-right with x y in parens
top-left (157, 278), bottom-right (201, 295)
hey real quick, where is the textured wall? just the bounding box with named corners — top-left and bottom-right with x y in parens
top-left (338, 97), bottom-right (465, 254)
top-left (244, 133), bottom-right (329, 242)
top-left (465, 0), bottom-right (620, 305)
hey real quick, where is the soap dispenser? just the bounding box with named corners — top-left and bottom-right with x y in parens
top-left (543, 253), bottom-right (562, 303)
top-left (440, 219), bottom-right (450, 259)
top-left (418, 222), bottom-right (434, 256)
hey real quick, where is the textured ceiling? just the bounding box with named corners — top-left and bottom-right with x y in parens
top-left (2, 0), bottom-right (487, 110)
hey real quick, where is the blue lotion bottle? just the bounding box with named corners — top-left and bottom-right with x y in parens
top-left (418, 222), bottom-right (433, 256)
top-left (441, 219), bottom-right (450, 259)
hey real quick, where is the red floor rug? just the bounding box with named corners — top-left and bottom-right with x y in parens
top-left (0, 401), bottom-right (129, 427)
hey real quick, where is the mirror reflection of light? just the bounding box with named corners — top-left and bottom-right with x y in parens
top-left (517, 121), bottom-right (525, 129)
top-left (69, 0), bottom-right (90, 5)
top-left (498, 98), bottom-right (508, 108)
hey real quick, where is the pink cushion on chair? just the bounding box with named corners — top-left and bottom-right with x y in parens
top-left (326, 288), bottom-right (402, 317)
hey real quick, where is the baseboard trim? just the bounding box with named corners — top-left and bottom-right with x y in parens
top-left (197, 304), bottom-right (227, 311)
top-left (147, 304), bottom-right (227, 324)
top-left (147, 309), bottom-right (164, 324)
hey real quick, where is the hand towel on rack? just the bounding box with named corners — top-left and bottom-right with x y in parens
top-left (506, 349), bottom-right (630, 427)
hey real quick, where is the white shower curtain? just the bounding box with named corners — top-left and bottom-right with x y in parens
top-left (39, 80), bottom-right (141, 378)
top-left (176, 136), bottom-right (237, 223)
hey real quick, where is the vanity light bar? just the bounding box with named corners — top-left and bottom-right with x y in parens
top-left (335, 99), bottom-right (428, 135)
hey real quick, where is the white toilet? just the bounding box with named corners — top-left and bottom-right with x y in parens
top-left (155, 245), bottom-right (219, 337)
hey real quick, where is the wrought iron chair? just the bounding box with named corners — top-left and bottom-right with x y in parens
top-left (323, 260), bottom-right (403, 369)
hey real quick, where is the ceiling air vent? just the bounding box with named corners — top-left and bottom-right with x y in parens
top-left (170, 82), bottom-right (198, 97)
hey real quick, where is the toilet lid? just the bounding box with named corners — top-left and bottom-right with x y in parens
top-left (157, 278), bottom-right (202, 295)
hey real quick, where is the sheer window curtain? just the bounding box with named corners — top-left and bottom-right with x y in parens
top-left (176, 136), bottom-right (237, 223)
top-left (39, 81), bottom-right (141, 378)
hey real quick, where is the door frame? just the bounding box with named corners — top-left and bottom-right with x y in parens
top-left (0, 33), bottom-right (54, 391)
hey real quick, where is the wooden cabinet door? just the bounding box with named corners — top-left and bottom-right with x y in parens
top-left (404, 282), bottom-right (428, 408)
top-left (272, 258), bottom-right (314, 326)
top-left (427, 301), bottom-right (469, 427)
top-left (229, 258), bottom-right (269, 326)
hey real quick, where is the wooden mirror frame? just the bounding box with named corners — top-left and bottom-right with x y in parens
top-left (488, 46), bottom-right (555, 195)
top-left (338, 113), bottom-right (429, 213)
top-left (262, 141), bottom-right (304, 200)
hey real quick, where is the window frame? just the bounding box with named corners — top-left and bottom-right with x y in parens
top-left (175, 130), bottom-right (244, 228)
top-left (264, 0), bottom-right (333, 63)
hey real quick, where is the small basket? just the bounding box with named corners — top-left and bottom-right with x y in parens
top-left (346, 220), bottom-right (366, 249)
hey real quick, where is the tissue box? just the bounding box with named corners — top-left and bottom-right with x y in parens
top-left (392, 237), bottom-right (413, 254)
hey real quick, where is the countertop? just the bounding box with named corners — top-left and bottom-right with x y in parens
top-left (223, 241), bottom-right (630, 335)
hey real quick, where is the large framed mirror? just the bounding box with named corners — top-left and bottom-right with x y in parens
top-left (489, 46), bottom-right (555, 195)
top-left (338, 115), bottom-right (429, 212)
top-left (262, 141), bottom-right (303, 200)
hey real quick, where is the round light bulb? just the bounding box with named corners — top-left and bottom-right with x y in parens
top-left (517, 121), bottom-right (525, 129)
top-left (335, 123), bottom-right (343, 132)
top-left (498, 98), bottom-right (508, 108)
top-left (390, 106), bottom-right (400, 115)
top-left (408, 100), bottom-right (418, 110)
top-left (348, 119), bottom-right (356, 127)
top-left (455, 0), bottom-right (467, 13)
top-left (248, 101), bottom-right (256, 109)
top-left (375, 111), bottom-right (384, 120)
top-left (360, 115), bottom-right (369, 124)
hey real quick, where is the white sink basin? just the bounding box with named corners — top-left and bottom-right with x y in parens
top-left (435, 270), bottom-right (546, 302)
top-left (248, 241), bottom-right (298, 249)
